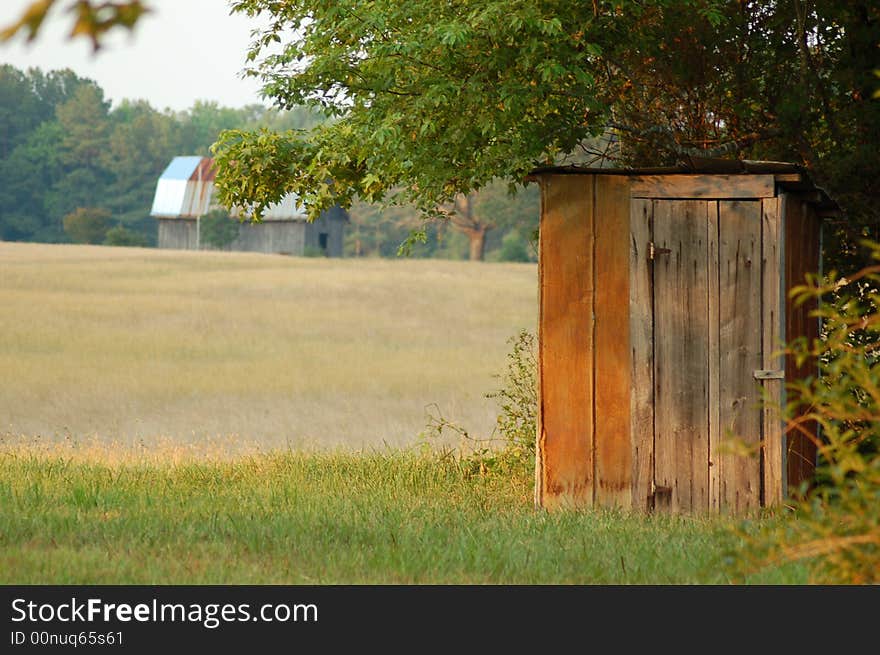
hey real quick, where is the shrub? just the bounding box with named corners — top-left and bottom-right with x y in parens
top-left (498, 230), bottom-right (531, 263)
top-left (104, 226), bottom-right (149, 248)
top-left (421, 330), bottom-right (537, 476)
top-left (736, 241), bottom-right (880, 583)
top-left (63, 207), bottom-right (111, 244)
top-left (486, 330), bottom-right (537, 455)
top-left (200, 210), bottom-right (239, 249)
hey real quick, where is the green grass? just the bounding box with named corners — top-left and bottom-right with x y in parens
top-left (0, 449), bottom-right (807, 584)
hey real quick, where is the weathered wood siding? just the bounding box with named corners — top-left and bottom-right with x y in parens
top-left (537, 175), bottom-right (595, 508)
top-left (761, 197), bottom-right (784, 506)
top-left (234, 220), bottom-right (308, 255)
top-left (304, 207), bottom-right (348, 257)
top-left (157, 212), bottom-right (347, 257)
top-left (158, 218), bottom-right (201, 250)
top-left (784, 194), bottom-right (821, 493)
top-left (594, 175), bottom-right (633, 509)
top-left (631, 174), bottom-right (775, 200)
top-left (652, 200), bottom-right (711, 513)
top-left (537, 172), bottom-right (823, 513)
top-left (717, 200), bottom-right (763, 513)
top-left (630, 199), bottom-right (654, 511)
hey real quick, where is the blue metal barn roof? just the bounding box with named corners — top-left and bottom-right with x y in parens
top-left (158, 156), bottom-right (204, 181)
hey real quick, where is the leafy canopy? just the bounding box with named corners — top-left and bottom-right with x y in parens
top-left (213, 1), bottom-right (879, 270)
top-left (213, 0), bottom-right (723, 222)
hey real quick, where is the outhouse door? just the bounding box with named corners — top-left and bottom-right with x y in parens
top-left (634, 197), bottom-right (782, 513)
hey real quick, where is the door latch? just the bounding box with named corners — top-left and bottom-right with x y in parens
top-left (648, 241), bottom-right (672, 260)
top-left (753, 370), bottom-right (785, 380)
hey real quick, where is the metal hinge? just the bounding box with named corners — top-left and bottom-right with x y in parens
top-left (650, 480), bottom-right (672, 496)
top-left (753, 369), bottom-right (785, 380)
top-left (648, 241), bottom-right (672, 260)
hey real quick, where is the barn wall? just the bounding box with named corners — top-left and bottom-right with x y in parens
top-left (304, 209), bottom-right (348, 257)
top-left (157, 218), bottom-right (308, 255)
top-left (158, 219), bottom-right (199, 250)
top-left (783, 193), bottom-right (822, 493)
top-left (234, 221), bottom-right (307, 255)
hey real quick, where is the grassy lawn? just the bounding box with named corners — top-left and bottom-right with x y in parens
top-left (0, 448), bottom-right (806, 584)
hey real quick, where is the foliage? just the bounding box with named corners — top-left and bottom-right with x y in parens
top-left (344, 180), bottom-right (538, 260)
top-left (422, 330), bottom-right (537, 476)
top-left (1, 1), bottom-right (151, 51)
top-left (486, 330), bottom-right (538, 453)
top-left (199, 209), bottom-right (239, 249)
top-left (498, 230), bottom-right (532, 263)
top-left (737, 242), bottom-right (880, 584)
top-left (215, 0), bottom-right (654, 219)
top-left (215, 1), bottom-right (879, 270)
top-left (62, 207), bottom-right (110, 244)
top-left (103, 225), bottom-right (149, 247)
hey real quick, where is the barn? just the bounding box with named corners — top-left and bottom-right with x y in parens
top-left (150, 156), bottom-right (348, 256)
top-left (531, 161), bottom-right (838, 514)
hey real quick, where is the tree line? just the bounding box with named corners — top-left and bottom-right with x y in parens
top-left (0, 64), bottom-right (537, 260)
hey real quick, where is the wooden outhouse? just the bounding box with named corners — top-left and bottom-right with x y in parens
top-left (532, 162), bottom-right (837, 514)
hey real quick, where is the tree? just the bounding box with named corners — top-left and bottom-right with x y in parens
top-left (102, 100), bottom-right (179, 241)
top-left (0, 65), bottom-right (91, 158)
top-left (199, 210), bottom-right (240, 250)
top-left (103, 225), bottom-right (149, 247)
top-left (63, 207), bottom-right (111, 244)
top-left (213, 1), bottom-right (879, 269)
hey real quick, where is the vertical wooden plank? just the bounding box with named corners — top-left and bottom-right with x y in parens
top-left (784, 196), bottom-right (820, 494)
top-left (708, 202), bottom-right (721, 512)
top-left (594, 175), bottom-right (633, 509)
top-left (534, 183), bottom-right (546, 509)
top-left (653, 200), bottom-right (711, 513)
top-left (761, 197), bottom-right (784, 507)
top-left (630, 199), bottom-right (654, 511)
top-left (784, 196), bottom-right (803, 490)
top-left (537, 174), bottom-right (594, 509)
top-left (718, 200), bottom-right (763, 513)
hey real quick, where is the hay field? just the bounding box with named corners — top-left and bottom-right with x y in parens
top-left (0, 242), bottom-right (536, 453)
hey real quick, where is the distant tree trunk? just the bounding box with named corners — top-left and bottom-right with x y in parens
top-left (462, 225), bottom-right (488, 261)
top-left (450, 193), bottom-right (494, 261)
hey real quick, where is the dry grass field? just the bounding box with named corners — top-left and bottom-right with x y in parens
top-left (0, 242), bottom-right (537, 454)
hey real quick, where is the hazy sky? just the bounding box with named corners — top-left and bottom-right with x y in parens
top-left (0, 0), bottom-right (271, 111)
